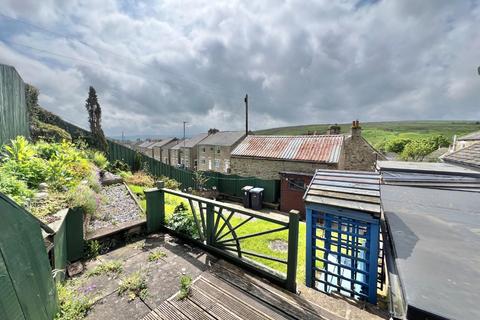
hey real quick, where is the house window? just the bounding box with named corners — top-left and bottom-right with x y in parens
top-left (217, 148), bottom-right (220, 154)
top-left (210, 147), bottom-right (214, 151)
top-left (215, 159), bottom-right (220, 169)
top-left (288, 179), bottom-right (305, 191)
top-left (202, 147), bottom-right (206, 152)
top-left (201, 159), bottom-right (206, 164)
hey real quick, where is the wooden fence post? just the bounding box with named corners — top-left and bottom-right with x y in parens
top-left (286, 209), bottom-right (299, 292)
top-left (145, 181), bottom-right (165, 233)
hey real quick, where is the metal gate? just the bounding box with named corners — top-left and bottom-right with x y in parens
top-left (306, 208), bottom-right (379, 304)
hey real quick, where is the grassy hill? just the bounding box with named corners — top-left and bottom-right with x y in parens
top-left (255, 120), bottom-right (480, 148)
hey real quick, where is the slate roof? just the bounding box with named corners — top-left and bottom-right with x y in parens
top-left (231, 135), bottom-right (344, 163)
top-left (137, 141), bottom-right (157, 148)
top-left (458, 130), bottom-right (480, 141)
top-left (198, 131), bottom-right (245, 146)
top-left (304, 169), bottom-right (381, 216)
top-left (442, 142), bottom-right (480, 169)
top-left (147, 138), bottom-right (176, 149)
top-left (171, 133), bottom-right (208, 149)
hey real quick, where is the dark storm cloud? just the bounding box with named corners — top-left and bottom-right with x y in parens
top-left (0, 0), bottom-right (479, 137)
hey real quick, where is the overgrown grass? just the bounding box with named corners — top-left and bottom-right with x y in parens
top-left (127, 184), bottom-right (189, 214)
top-left (86, 260), bottom-right (123, 278)
top-left (55, 280), bottom-right (95, 320)
top-left (118, 271), bottom-right (148, 301)
top-left (147, 249), bottom-right (167, 262)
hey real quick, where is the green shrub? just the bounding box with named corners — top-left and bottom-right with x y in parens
top-left (85, 240), bottom-right (101, 260)
top-left (401, 139), bottom-right (436, 161)
top-left (1, 136), bottom-right (35, 161)
top-left (55, 281), bottom-right (94, 320)
top-left (86, 172), bottom-right (101, 193)
top-left (118, 271), bottom-right (148, 301)
top-left (132, 153), bottom-right (142, 172)
top-left (385, 138), bottom-right (412, 153)
top-left (68, 185), bottom-right (99, 216)
top-left (108, 160), bottom-right (130, 173)
top-left (177, 275), bottom-right (192, 300)
top-left (159, 176), bottom-right (181, 190)
top-left (31, 119), bottom-right (72, 143)
top-left (91, 151), bottom-right (109, 170)
top-left (0, 169), bottom-right (33, 206)
top-left (118, 170), bottom-right (133, 180)
top-left (167, 203), bottom-right (199, 239)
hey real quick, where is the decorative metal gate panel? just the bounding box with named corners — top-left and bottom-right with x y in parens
top-left (306, 208), bottom-right (379, 303)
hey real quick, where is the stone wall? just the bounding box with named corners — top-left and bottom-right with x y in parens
top-left (341, 133), bottom-right (384, 171)
top-left (230, 157), bottom-right (337, 180)
top-left (197, 145), bottom-right (233, 173)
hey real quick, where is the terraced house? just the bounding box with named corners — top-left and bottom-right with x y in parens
top-left (196, 131), bottom-right (245, 173)
top-left (230, 121), bottom-right (384, 179)
top-left (170, 133), bottom-right (208, 169)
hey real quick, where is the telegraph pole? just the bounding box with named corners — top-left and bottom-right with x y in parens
top-left (244, 94), bottom-right (249, 135)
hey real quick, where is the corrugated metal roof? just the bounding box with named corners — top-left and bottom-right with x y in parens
top-left (304, 169), bottom-right (381, 215)
top-left (198, 131), bottom-right (245, 146)
top-left (231, 135), bottom-right (344, 163)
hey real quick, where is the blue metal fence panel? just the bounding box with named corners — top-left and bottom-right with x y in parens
top-left (306, 206), bottom-right (379, 304)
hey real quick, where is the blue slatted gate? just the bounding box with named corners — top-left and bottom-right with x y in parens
top-left (306, 206), bottom-right (379, 304)
top-left (304, 169), bottom-right (382, 305)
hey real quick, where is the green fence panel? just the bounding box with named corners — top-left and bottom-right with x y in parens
top-left (104, 140), bottom-right (281, 202)
top-left (66, 208), bottom-right (84, 262)
top-left (0, 253), bottom-right (25, 320)
top-left (0, 64), bottom-right (29, 146)
top-left (53, 218), bottom-right (67, 282)
top-left (0, 193), bottom-right (57, 320)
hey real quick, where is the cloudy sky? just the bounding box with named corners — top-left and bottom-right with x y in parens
top-left (1, 0), bottom-right (479, 137)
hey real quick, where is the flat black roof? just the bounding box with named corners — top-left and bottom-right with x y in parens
top-left (382, 185), bottom-right (480, 320)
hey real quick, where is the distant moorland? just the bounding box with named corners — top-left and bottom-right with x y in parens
top-left (255, 120), bottom-right (480, 149)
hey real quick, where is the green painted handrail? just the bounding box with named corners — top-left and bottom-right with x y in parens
top-left (145, 183), bottom-right (299, 292)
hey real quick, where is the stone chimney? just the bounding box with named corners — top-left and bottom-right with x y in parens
top-left (351, 120), bottom-right (362, 138)
top-left (327, 124), bottom-right (341, 135)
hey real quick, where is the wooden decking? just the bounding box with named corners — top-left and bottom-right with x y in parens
top-left (143, 260), bottom-right (386, 320)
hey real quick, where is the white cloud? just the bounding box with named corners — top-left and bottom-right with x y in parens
top-left (0, 0), bottom-right (479, 137)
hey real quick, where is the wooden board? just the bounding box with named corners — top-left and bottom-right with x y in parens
top-left (304, 195), bottom-right (380, 214)
top-left (307, 189), bottom-right (380, 204)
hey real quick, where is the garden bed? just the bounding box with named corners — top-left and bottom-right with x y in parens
top-left (88, 183), bottom-right (145, 232)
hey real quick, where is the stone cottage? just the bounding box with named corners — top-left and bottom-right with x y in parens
top-left (196, 131), bottom-right (245, 173)
top-left (230, 121), bottom-right (383, 180)
top-left (148, 138), bottom-right (179, 163)
top-left (170, 133), bottom-right (208, 169)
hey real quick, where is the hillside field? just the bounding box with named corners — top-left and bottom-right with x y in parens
top-left (255, 120), bottom-right (480, 148)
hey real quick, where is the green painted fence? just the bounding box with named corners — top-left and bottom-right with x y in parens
top-left (0, 193), bottom-right (57, 320)
top-left (107, 140), bottom-right (280, 203)
top-left (0, 64), bottom-right (29, 146)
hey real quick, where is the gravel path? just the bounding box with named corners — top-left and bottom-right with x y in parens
top-left (89, 183), bottom-right (144, 231)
